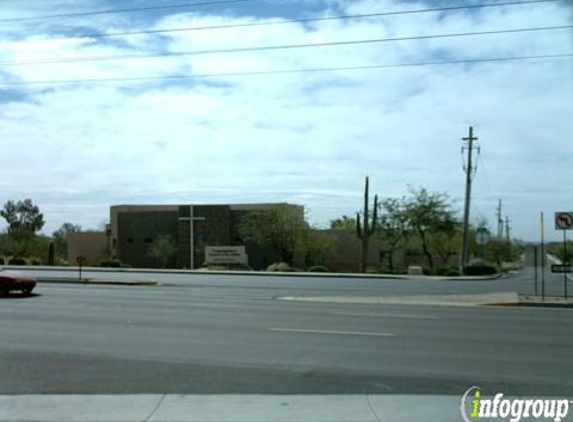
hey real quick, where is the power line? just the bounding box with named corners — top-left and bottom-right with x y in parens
top-left (1, 25), bottom-right (570, 67)
top-left (0, 53), bottom-right (569, 86)
top-left (0, 0), bottom-right (266, 23)
top-left (4, 0), bottom-right (563, 41)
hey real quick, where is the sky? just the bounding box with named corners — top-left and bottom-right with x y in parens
top-left (0, 0), bottom-right (571, 241)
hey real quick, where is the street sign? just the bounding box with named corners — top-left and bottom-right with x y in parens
top-left (551, 265), bottom-right (572, 274)
top-left (555, 212), bottom-right (573, 230)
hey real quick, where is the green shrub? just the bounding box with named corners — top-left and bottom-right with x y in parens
top-left (30, 257), bottom-right (43, 266)
top-left (0, 256), bottom-right (4, 265)
top-left (464, 259), bottom-right (497, 276)
top-left (308, 265), bottom-right (329, 273)
top-left (501, 262), bottom-right (521, 272)
top-left (98, 258), bottom-right (123, 268)
top-left (467, 258), bottom-right (488, 267)
top-left (227, 263), bottom-right (252, 271)
top-left (266, 262), bottom-right (295, 272)
top-left (436, 266), bottom-right (460, 276)
top-left (8, 257), bottom-right (27, 265)
top-left (422, 267), bottom-right (434, 276)
top-left (207, 265), bottom-right (229, 271)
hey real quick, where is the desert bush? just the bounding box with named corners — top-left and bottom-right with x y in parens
top-left (308, 265), bottom-right (329, 273)
top-left (464, 259), bottom-right (497, 276)
top-left (98, 258), bottom-right (123, 268)
top-left (436, 266), bottom-right (460, 276)
top-left (8, 257), bottom-right (26, 265)
top-left (207, 265), bottom-right (229, 271)
top-left (266, 262), bottom-right (296, 272)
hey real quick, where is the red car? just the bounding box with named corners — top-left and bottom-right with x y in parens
top-left (0, 271), bottom-right (37, 296)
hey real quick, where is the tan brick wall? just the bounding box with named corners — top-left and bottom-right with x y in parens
top-left (67, 232), bottom-right (108, 266)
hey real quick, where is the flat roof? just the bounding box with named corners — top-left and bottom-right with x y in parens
top-left (110, 203), bottom-right (299, 209)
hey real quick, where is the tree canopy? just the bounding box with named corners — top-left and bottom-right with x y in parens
top-left (402, 188), bottom-right (459, 269)
top-left (239, 207), bottom-right (307, 265)
top-left (376, 197), bottom-right (409, 270)
top-left (1, 199), bottom-right (45, 240)
top-left (148, 234), bottom-right (177, 268)
top-left (53, 222), bottom-right (82, 242)
top-left (329, 215), bottom-right (356, 230)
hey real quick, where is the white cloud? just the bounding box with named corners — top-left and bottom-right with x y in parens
top-left (0, 0), bottom-right (570, 240)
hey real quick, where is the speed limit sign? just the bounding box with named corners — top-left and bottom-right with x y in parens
top-left (555, 212), bottom-right (573, 230)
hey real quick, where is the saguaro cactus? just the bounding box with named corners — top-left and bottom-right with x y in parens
top-left (356, 176), bottom-right (378, 272)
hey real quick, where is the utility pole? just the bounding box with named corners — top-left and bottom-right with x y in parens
top-left (541, 211), bottom-right (546, 300)
top-left (460, 126), bottom-right (479, 271)
top-left (505, 216), bottom-right (511, 243)
top-left (497, 199), bottom-right (504, 240)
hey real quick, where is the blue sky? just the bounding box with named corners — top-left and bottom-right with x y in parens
top-left (0, 0), bottom-right (571, 241)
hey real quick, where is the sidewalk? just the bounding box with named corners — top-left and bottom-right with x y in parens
top-left (0, 394), bottom-right (465, 422)
top-left (2, 265), bottom-right (504, 281)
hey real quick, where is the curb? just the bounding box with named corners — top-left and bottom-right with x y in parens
top-left (514, 294), bottom-right (573, 309)
top-left (2, 265), bottom-right (504, 281)
top-left (36, 278), bottom-right (158, 287)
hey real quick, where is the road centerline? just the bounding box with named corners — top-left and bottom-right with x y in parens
top-left (268, 328), bottom-right (395, 337)
top-left (330, 311), bottom-right (439, 320)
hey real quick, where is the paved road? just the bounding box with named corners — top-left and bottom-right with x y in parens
top-left (1, 270), bottom-right (571, 396)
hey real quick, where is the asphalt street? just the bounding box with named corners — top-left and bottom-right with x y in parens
top-left (1, 267), bottom-right (571, 396)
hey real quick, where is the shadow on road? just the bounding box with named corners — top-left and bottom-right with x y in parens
top-left (0, 292), bottom-right (42, 300)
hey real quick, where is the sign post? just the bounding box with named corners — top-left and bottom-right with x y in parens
top-left (76, 255), bottom-right (86, 282)
top-left (541, 212), bottom-right (545, 300)
top-left (555, 212), bottom-right (573, 299)
top-left (564, 230), bottom-right (568, 299)
top-left (534, 246), bottom-right (538, 295)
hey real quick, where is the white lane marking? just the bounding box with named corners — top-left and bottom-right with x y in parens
top-left (331, 311), bottom-right (439, 320)
top-left (268, 328), bottom-right (395, 337)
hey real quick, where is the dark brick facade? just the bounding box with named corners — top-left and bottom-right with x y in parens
top-left (117, 210), bottom-right (179, 268)
top-left (112, 203), bottom-right (301, 270)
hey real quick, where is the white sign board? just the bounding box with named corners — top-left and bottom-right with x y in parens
top-left (476, 231), bottom-right (490, 245)
top-left (205, 246), bottom-right (248, 265)
top-left (555, 212), bottom-right (573, 230)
